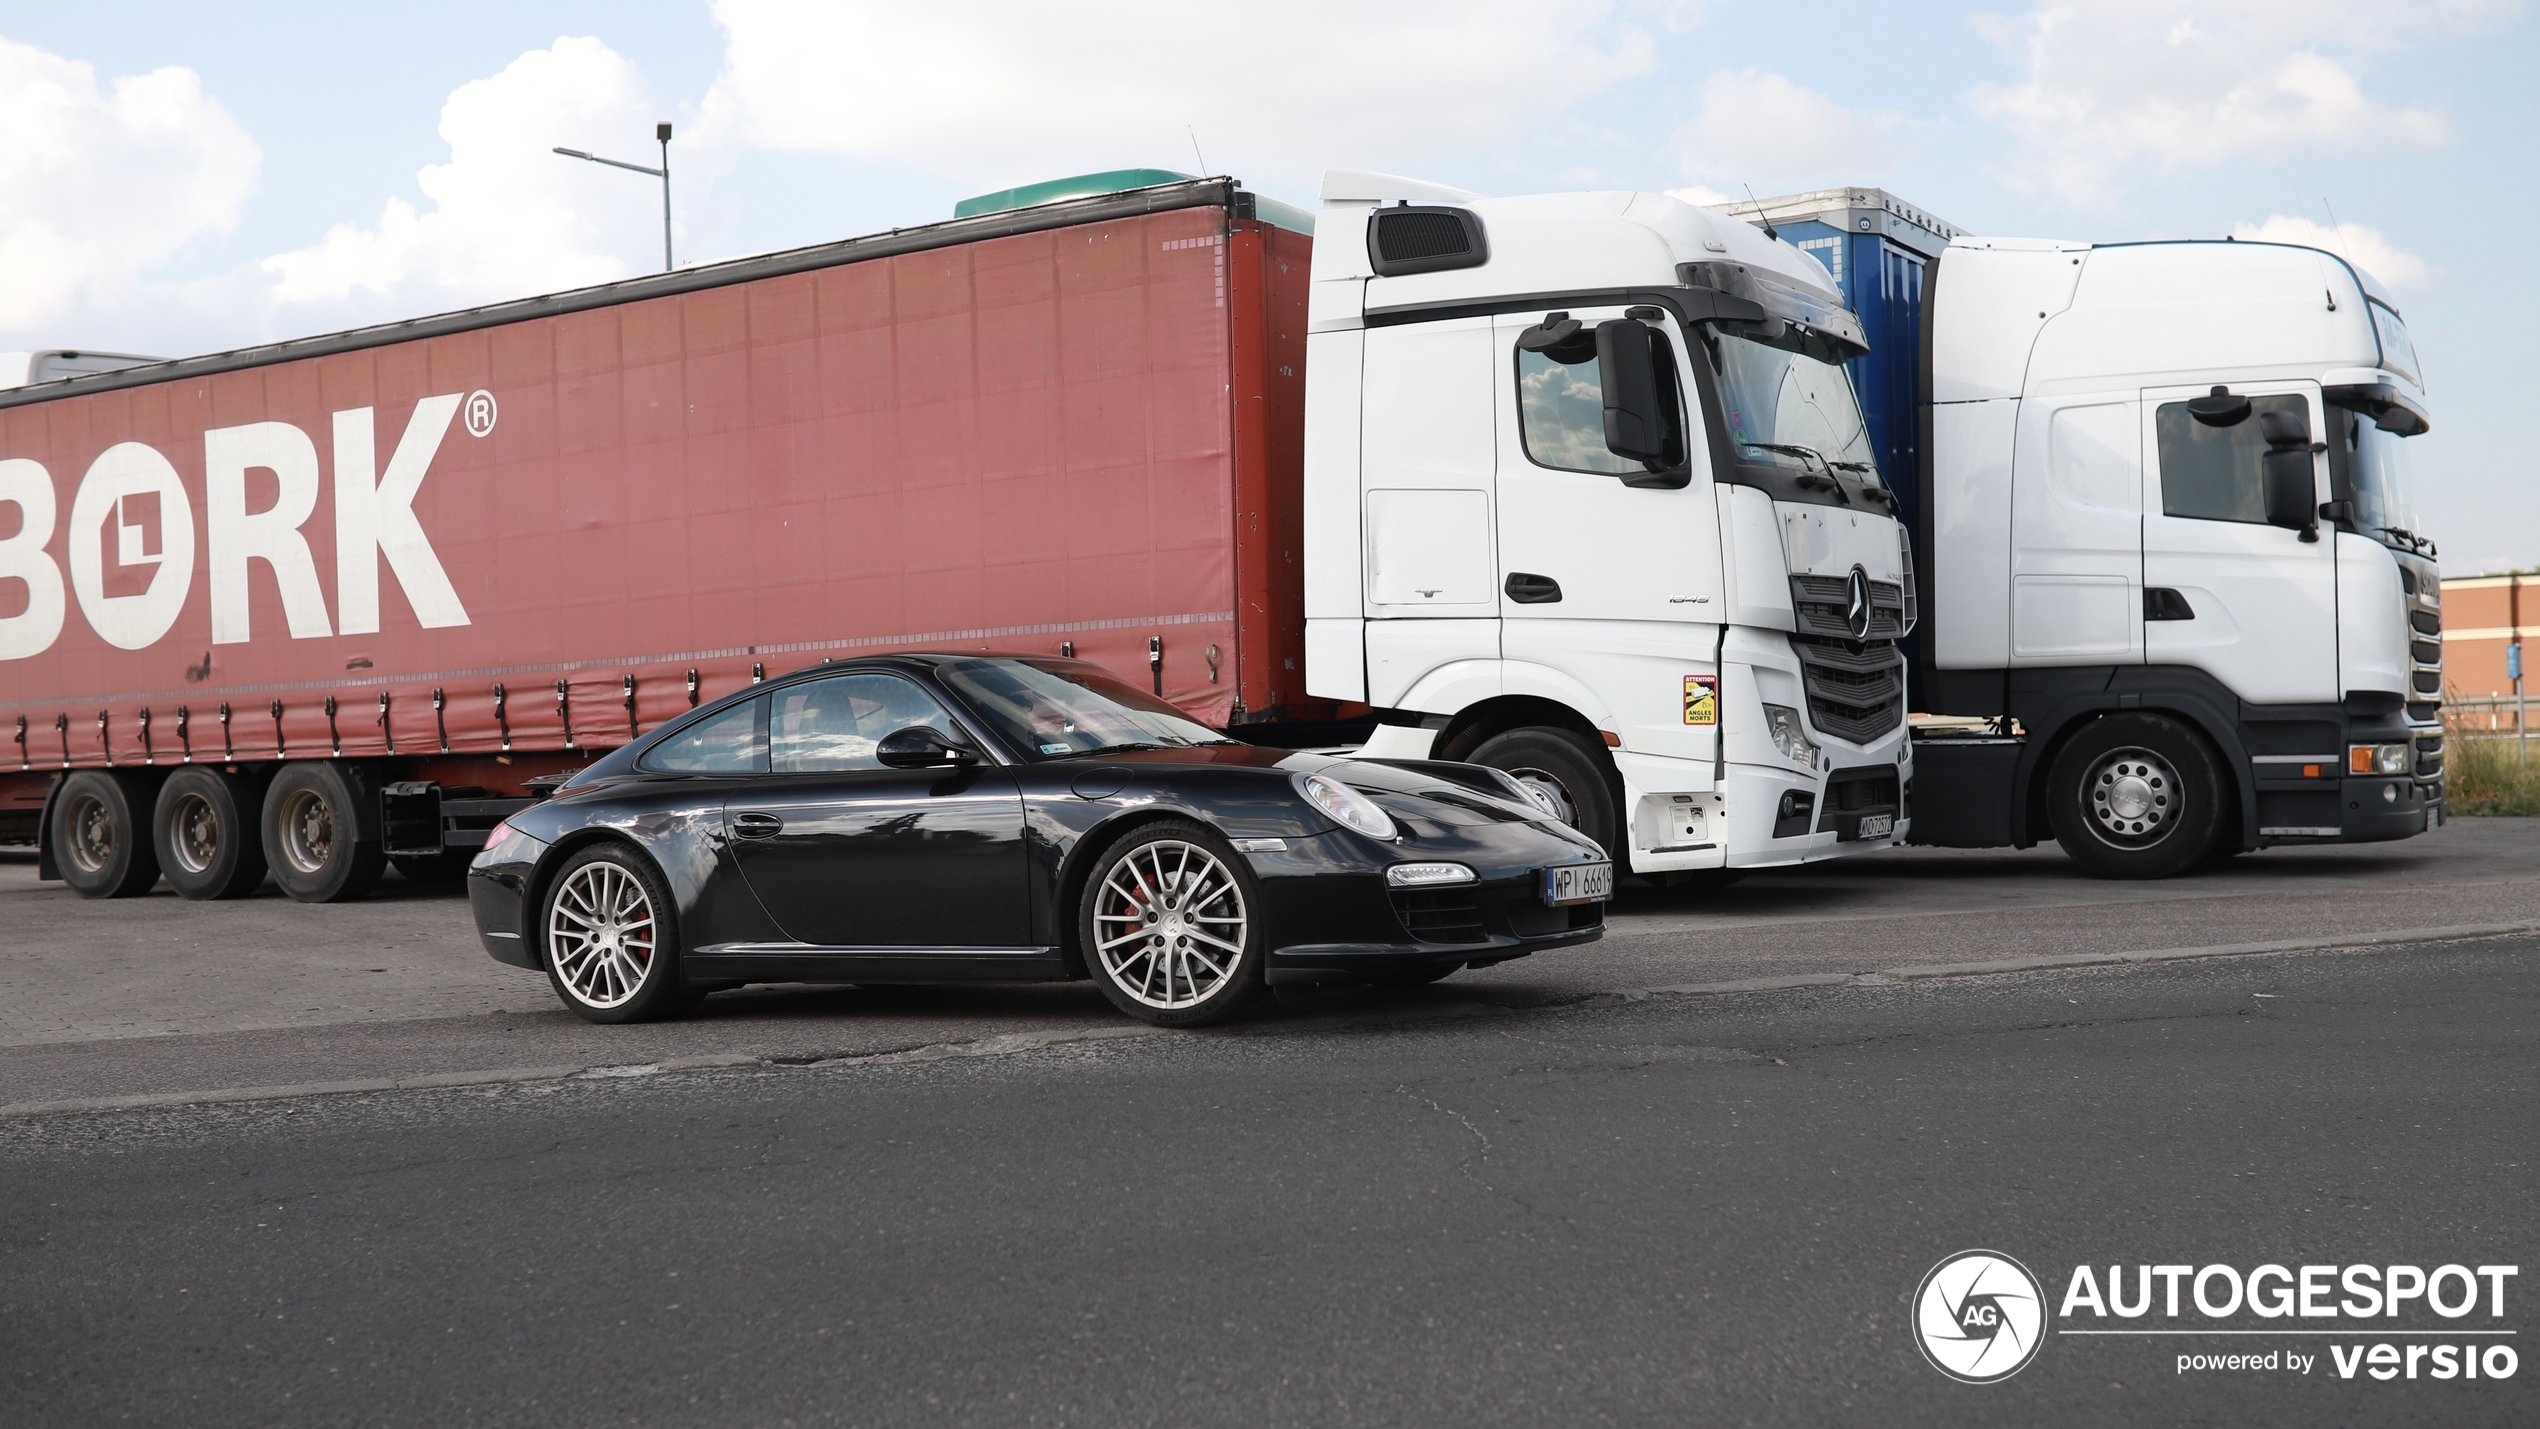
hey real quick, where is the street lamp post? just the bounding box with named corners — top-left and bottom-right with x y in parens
top-left (554, 122), bottom-right (675, 272)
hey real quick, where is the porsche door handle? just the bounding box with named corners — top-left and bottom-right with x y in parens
top-left (731, 812), bottom-right (784, 838)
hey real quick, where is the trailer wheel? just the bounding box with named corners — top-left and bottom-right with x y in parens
top-left (51, 770), bottom-right (162, 899)
top-left (2044, 713), bottom-right (2224, 880)
top-left (261, 762), bottom-right (386, 903)
top-left (154, 767), bottom-right (268, 900)
top-left (1467, 728), bottom-right (1623, 864)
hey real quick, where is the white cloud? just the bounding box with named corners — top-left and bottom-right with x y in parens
top-left (257, 37), bottom-right (661, 322)
top-left (1664, 184), bottom-right (1738, 208)
top-left (1968, 0), bottom-right (2508, 205)
top-left (690, 0), bottom-right (1659, 197)
top-left (0, 38), bottom-right (258, 332)
top-left (2230, 213), bottom-right (2440, 291)
top-left (1671, 69), bottom-right (1894, 191)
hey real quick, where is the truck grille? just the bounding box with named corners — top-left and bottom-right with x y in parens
top-left (1790, 574), bottom-right (1907, 641)
top-left (2408, 581), bottom-right (2442, 722)
top-left (1790, 635), bottom-right (1905, 743)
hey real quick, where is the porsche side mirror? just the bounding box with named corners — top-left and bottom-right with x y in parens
top-left (876, 725), bottom-right (978, 769)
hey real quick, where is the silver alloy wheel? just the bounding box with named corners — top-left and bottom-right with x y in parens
top-left (547, 860), bottom-right (657, 1009)
top-left (62, 792), bottom-right (114, 875)
top-left (168, 791), bottom-right (220, 875)
top-left (1092, 839), bottom-right (1249, 1011)
top-left (2085, 745), bottom-right (2178, 845)
top-left (275, 787), bottom-right (336, 875)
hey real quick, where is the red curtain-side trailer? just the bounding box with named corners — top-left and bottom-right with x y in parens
top-left (0, 178), bottom-right (1322, 896)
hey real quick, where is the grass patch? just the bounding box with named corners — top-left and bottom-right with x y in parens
top-left (2443, 732), bottom-right (2540, 816)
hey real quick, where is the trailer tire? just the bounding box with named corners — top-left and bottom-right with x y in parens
top-left (1466, 727), bottom-right (1623, 864)
top-left (51, 770), bottom-right (162, 899)
top-left (261, 762), bottom-right (386, 903)
top-left (2044, 713), bottom-right (2224, 880)
top-left (154, 767), bottom-right (269, 900)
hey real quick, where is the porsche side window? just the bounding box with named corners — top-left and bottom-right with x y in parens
top-left (2155, 393), bottom-right (2307, 525)
top-left (769, 674), bottom-right (960, 773)
top-left (642, 698), bottom-right (765, 774)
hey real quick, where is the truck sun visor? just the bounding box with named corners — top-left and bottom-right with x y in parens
top-left (1675, 260), bottom-right (1868, 359)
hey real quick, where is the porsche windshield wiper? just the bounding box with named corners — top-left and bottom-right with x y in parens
top-left (1066, 742), bottom-right (1171, 758)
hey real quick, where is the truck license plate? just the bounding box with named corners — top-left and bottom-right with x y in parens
top-left (1542, 862), bottom-right (1613, 905)
top-left (1856, 813), bottom-right (1895, 840)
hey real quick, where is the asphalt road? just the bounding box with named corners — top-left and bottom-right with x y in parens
top-left (4, 936), bottom-right (2534, 1427)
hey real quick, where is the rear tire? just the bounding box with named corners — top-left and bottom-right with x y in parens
top-left (2045, 714), bottom-right (2224, 880)
top-left (1467, 727), bottom-right (1623, 864)
top-left (261, 762), bottom-right (386, 903)
top-left (51, 770), bottom-right (162, 898)
top-left (154, 767), bottom-right (268, 900)
top-left (540, 843), bottom-right (689, 1024)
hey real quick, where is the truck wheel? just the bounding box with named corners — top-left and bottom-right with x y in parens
top-left (540, 843), bottom-right (690, 1023)
top-left (2045, 714), bottom-right (2224, 880)
top-left (153, 767), bottom-right (268, 900)
top-left (261, 762), bottom-right (386, 903)
top-left (1080, 821), bottom-right (1265, 1027)
top-left (51, 770), bottom-right (162, 899)
top-left (1467, 728), bottom-right (1623, 864)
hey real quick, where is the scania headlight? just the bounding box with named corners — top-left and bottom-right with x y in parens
top-left (1297, 773), bottom-right (1399, 840)
top-left (1762, 703), bottom-right (1820, 770)
top-left (2348, 743), bottom-right (2409, 776)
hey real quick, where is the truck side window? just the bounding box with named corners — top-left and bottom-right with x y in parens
top-left (1516, 333), bottom-right (1685, 476)
top-left (768, 674), bottom-right (961, 773)
top-left (642, 697), bottom-right (766, 774)
top-left (2155, 393), bottom-right (2307, 524)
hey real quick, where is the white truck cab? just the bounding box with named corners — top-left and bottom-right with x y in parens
top-left (1302, 171), bottom-right (1915, 876)
top-left (1907, 236), bottom-right (2442, 873)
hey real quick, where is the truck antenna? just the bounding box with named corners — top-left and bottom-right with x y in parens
top-left (1743, 184), bottom-right (1779, 242)
top-left (1188, 126), bottom-right (1209, 178)
top-left (2319, 197), bottom-right (2356, 264)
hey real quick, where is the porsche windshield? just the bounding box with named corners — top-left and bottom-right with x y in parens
top-left (937, 658), bottom-right (1237, 760)
top-left (1711, 329), bottom-right (1881, 483)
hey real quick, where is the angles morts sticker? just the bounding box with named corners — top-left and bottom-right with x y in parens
top-left (1682, 675), bottom-right (1718, 726)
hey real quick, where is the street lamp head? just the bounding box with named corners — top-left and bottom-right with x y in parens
top-left (657, 122), bottom-right (673, 143)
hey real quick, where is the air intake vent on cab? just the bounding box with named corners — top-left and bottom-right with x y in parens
top-left (1367, 206), bottom-right (1489, 277)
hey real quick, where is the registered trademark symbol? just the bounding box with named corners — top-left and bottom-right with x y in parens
top-left (464, 389), bottom-right (498, 438)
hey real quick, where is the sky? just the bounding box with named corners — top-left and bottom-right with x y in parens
top-left (3, 0), bottom-right (2534, 569)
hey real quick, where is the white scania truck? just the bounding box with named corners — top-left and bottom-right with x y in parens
top-left (1303, 171), bottom-right (1916, 878)
top-left (1731, 189), bottom-right (2443, 877)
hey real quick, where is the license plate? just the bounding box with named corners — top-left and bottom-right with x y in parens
top-left (1542, 862), bottom-right (1613, 905)
top-left (1855, 813), bottom-right (1895, 840)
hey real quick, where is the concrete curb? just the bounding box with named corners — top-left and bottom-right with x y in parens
top-left (7, 921), bottom-right (2534, 1121)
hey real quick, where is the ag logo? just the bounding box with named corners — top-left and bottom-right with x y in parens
top-left (1913, 1250), bottom-right (2045, 1383)
top-left (1844, 564), bottom-right (1874, 641)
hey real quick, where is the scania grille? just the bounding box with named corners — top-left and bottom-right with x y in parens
top-left (1790, 635), bottom-right (1904, 743)
top-left (2407, 586), bottom-right (2442, 722)
top-left (1790, 574), bottom-right (1907, 641)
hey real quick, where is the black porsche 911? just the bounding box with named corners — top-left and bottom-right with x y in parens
top-left (468, 654), bottom-right (1611, 1027)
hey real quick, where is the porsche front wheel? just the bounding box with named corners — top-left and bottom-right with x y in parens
top-left (1080, 822), bottom-right (1265, 1028)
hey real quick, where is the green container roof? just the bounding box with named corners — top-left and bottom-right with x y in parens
top-left (953, 169), bottom-right (1315, 235)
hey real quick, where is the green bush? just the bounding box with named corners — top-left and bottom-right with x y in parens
top-left (2443, 732), bottom-right (2540, 816)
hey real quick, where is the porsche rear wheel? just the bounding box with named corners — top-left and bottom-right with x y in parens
top-left (1081, 822), bottom-right (1264, 1027)
top-left (541, 844), bottom-right (688, 1023)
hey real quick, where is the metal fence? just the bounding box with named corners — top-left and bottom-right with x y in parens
top-left (2445, 694), bottom-right (2531, 736)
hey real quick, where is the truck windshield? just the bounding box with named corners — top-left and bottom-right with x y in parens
top-left (1711, 330), bottom-right (1881, 483)
top-left (2328, 404), bottom-right (2424, 550)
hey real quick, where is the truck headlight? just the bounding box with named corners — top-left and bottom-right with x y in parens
top-left (2348, 743), bottom-right (2409, 776)
top-left (1762, 703), bottom-right (1820, 770)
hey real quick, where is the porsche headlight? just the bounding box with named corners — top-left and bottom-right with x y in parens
top-left (1762, 703), bottom-right (1820, 770)
top-left (1297, 773), bottom-right (1399, 840)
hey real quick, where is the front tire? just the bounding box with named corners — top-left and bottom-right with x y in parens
top-left (1079, 822), bottom-right (1265, 1027)
top-left (2045, 714), bottom-right (2225, 880)
top-left (261, 762), bottom-right (386, 903)
top-left (51, 770), bottom-right (161, 899)
top-left (540, 844), bottom-right (689, 1024)
top-left (1467, 727), bottom-right (1623, 863)
top-left (154, 767), bottom-right (268, 900)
